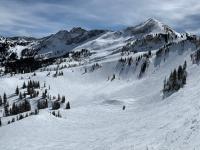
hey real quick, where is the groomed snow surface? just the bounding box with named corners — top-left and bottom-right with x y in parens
top-left (0, 47), bottom-right (200, 150)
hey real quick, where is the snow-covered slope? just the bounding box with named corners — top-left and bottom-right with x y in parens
top-left (35, 28), bottom-right (106, 58)
top-left (0, 18), bottom-right (200, 150)
top-left (0, 44), bottom-right (200, 150)
top-left (124, 18), bottom-right (180, 38)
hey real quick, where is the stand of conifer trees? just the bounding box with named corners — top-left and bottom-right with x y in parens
top-left (163, 61), bottom-right (187, 98)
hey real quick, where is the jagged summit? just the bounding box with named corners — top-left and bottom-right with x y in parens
top-left (124, 18), bottom-right (179, 37)
top-left (70, 27), bottom-right (86, 34)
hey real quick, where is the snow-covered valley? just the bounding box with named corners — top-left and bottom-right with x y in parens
top-left (0, 18), bottom-right (200, 150)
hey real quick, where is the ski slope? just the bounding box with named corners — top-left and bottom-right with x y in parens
top-left (1, 42), bottom-right (200, 150)
top-left (0, 18), bottom-right (200, 150)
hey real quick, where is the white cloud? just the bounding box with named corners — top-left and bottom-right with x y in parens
top-left (0, 0), bottom-right (200, 37)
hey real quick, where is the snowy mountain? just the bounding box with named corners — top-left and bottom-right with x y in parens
top-left (35, 27), bottom-right (106, 58)
top-left (0, 18), bottom-right (183, 60)
top-left (0, 18), bottom-right (200, 150)
top-left (124, 18), bottom-right (180, 37)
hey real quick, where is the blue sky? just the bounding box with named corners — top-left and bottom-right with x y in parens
top-left (0, 0), bottom-right (200, 37)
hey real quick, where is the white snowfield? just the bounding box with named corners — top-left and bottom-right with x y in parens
top-left (0, 19), bottom-right (200, 150)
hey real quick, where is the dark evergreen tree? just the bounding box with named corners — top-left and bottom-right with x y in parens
top-left (38, 81), bottom-right (40, 89)
top-left (4, 103), bottom-right (9, 117)
top-left (37, 91), bottom-right (39, 97)
top-left (111, 74), bottom-right (115, 81)
top-left (52, 111), bottom-right (56, 116)
top-left (0, 96), bottom-right (2, 106)
top-left (19, 114), bottom-right (24, 120)
top-left (52, 101), bottom-right (60, 110)
top-left (34, 109), bottom-right (39, 115)
top-left (61, 96), bottom-right (65, 103)
top-left (15, 86), bottom-right (19, 95)
top-left (66, 101), bottom-right (70, 109)
top-left (23, 92), bottom-right (26, 98)
top-left (3, 93), bottom-right (7, 105)
top-left (42, 92), bottom-right (46, 99)
top-left (58, 94), bottom-right (61, 101)
top-left (19, 92), bottom-right (23, 100)
top-left (11, 118), bottom-right (15, 123)
top-left (183, 60), bottom-right (187, 71)
top-left (148, 50), bottom-right (152, 56)
top-left (57, 111), bottom-right (61, 118)
top-left (177, 65), bottom-right (183, 81)
top-left (37, 99), bottom-right (48, 110)
top-left (45, 99), bottom-right (48, 108)
top-left (11, 103), bottom-right (18, 115)
top-left (45, 89), bottom-right (47, 95)
top-left (139, 60), bottom-right (148, 77)
top-left (22, 82), bottom-right (26, 89)
top-left (24, 99), bottom-right (31, 111)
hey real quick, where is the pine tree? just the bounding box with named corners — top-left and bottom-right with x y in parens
top-left (25, 113), bottom-right (28, 117)
top-left (23, 92), bottom-right (26, 98)
top-left (0, 96), bottom-right (2, 106)
top-left (24, 99), bottom-right (31, 111)
top-left (44, 82), bottom-right (46, 88)
top-left (19, 92), bottom-right (23, 100)
top-left (11, 103), bottom-right (17, 115)
top-left (37, 91), bottom-right (39, 96)
top-left (3, 93), bottom-right (7, 105)
top-left (38, 81), bottom-right (40, 89)
top-left (11, 118), bottom-right (15, 123)
top-left (177, 65), bottom-right (183, 81)
top-left (57, 111), bottom-right (61, 118)
top-left (22, 82), bottom-right (26, 89)
top-left (34, 109), bottom-right (39, 115)
top-left (4, 103), bottom-right (9, 117)
top-left (45, 99), bottom-right (48, 108)
top-left (52, 111), bottom-right (56, 116)
top-left (61, 96), bottom-right (65, 103)
top-left (111, 74), bottom-right (115, 81)
top-left (15, 86), bottom-right (19, 95)
top-left (45, 89), bottom-right (47, 95)
top-left (19, 114), bottom-right (24, 120)
top-left (172, 69), bottom-right (178, 90)
top-left (58, 94), bottom-right (61, 101)
top-left (52, 101), bottom-right (60, 110)
top-left (66, 101), bottom-right (70, 109)
top-left (183, 60), bottom-right (187, 70)
top-left (42, 92), bottom-right (46, 99)
top-left (182, 75), bottom-right (186, 85)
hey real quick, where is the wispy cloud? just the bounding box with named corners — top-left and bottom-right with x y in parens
top-left (0, 0), bottom-right (200, 37)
